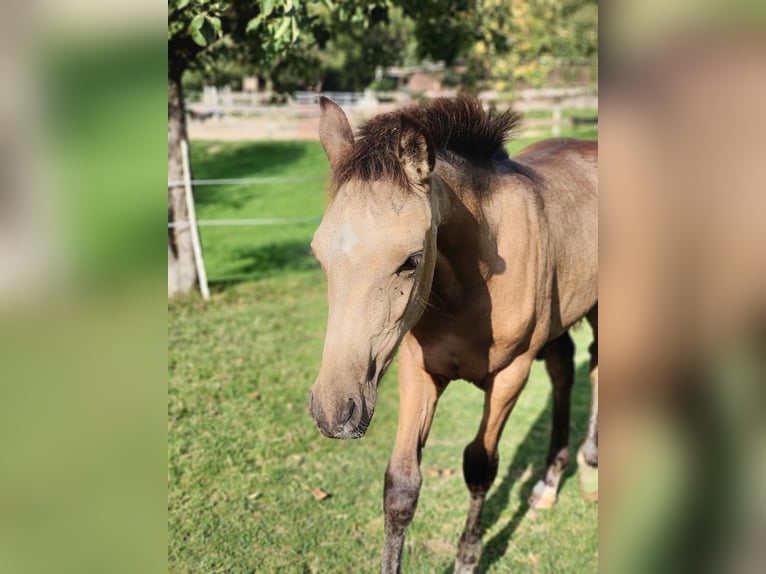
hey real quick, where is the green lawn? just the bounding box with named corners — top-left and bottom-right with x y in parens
top-left (169, 274), bottom-right (597, 573)
top-left (170, 121), bottom-right (598, 572)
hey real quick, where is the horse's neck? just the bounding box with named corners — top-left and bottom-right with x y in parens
top-left (429, 172), bottom-right (497, 302)
top-left (430, 163), bottom-right (486, 227)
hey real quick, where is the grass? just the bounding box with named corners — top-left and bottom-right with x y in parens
top-left (189, 141), bottom-right (329, 284)
top-left (168, 274), bottom-right (597, 573)
top-left (170, 119), bottom-right (598, 572)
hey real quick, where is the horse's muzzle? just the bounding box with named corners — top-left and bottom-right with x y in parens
top-left (309, 390), bottom-right (371, 439)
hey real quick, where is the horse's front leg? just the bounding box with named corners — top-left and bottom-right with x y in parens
top-left (455, 353), bottom-right (535, 574)
top-left (382, 335), bottom-right (446, 574)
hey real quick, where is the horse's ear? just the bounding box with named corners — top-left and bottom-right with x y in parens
top-left (398, 113), bottom-right (435, 186)
top-left (319, 96), bottom-right (354, 172)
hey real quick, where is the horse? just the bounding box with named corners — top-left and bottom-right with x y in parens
top-left (307, 95), bottom-right (598, 573)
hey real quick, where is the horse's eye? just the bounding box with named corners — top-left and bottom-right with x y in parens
top-left (397, 252), bottom-right (422, 274)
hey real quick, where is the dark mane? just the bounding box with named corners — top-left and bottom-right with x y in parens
top-left (332, 96), bottom-right (521, 190)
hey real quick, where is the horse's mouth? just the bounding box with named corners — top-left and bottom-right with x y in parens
top-left (343, 404), bottom-right (372, 439)
top-left (321, 401), bottom-right (374, 439)
top-left (310, 387), bottom-right (376, 440)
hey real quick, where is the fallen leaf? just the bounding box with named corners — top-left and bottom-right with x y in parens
top-left (247, 492), bottom-right (261, 500)
top-left (425, 466), bottom-right (457, 477)
top-left (249, 390), bottom-right (261, 400)
top-left (311, 488), bottom-right (330, 501)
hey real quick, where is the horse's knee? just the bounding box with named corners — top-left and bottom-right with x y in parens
top-left (462, 442), bottom-right (498, 493)
top-left (384, 466), bottom-right (421, 529)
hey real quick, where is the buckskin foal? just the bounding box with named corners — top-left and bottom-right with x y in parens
top-left (308, 96), bottom-right (598, 573)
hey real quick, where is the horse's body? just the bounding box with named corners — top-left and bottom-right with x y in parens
top-left (411, 136), bottom-right (597, 384)
top-left (309, 96), bottom-right (598, 573)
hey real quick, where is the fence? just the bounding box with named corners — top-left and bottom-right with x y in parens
top-left (172, 90), bottom-right (597, 292)
top-left (187, 87), bottom-right (598, 139)
top-left (168, 132), bottom-right (331, 294)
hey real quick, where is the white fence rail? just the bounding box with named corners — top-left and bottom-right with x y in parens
top-left (166, 176), bottom-right (325, 188)
top-left (189, 86), bottom-right (597, 115)
top-left (169, 217), bottom-right (321, 228)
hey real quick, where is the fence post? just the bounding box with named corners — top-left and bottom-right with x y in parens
top-left (552, 96), bottom-right (562, 137)
top-left (181, 139), bottom-right (210, 300)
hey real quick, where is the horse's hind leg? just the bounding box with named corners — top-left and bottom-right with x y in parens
top-left (529, 332), bottom-right (575, 510)
top-left (455, 354), bottom-right (534, 574)
top-left (578, 305), bottom-right (599, 502)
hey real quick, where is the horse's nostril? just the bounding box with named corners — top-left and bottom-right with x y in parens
top-left (366, 361), bottom-right (377, 384)
top-left (342, 398), bottom-right (356, 425)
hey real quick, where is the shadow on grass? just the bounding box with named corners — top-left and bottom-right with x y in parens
top-left (208, 240), bottom-right (320, 290)
top-left (189, 141), bottom-right (314, 209)
top-left (439, 356), bottom-right (594, 573)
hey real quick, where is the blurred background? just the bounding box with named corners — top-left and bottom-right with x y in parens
top-left (0, 0), bottom-right (764, 573)
top-left (167, 3), bottom-right (599, 573)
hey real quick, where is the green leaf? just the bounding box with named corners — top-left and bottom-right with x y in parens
top-left (190, 27), bottom-right (208, 47)
top-left (246, 16), bottom-right (262, 33)
top-left (190, 16), bottom-right (217, 47)
top-left (175, 0), bottom-right (190, 9)
top-left (291, 16), bottom-right (299, 42)
top-left (190, 14), bottom-right (205, 31)
top-left (274, 16), bottom-right (291, 40)
top-left (207, 15), bottom-right (222, 35)
top-left (260, 0), bottom-right (275, 17)
top-left (200, 18), bottom-right (217, 44)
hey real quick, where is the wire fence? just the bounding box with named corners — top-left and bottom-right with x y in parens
top-left (169, 217), bottom-right (321, 228)
top-left (168, 139), bottom-right (330, 296)
top-left (169, 91), bottom-right (599, 266)
top-left (167, 176), bottom-right (325, 187)
top-left (167, 175), bottom-right (326, 228)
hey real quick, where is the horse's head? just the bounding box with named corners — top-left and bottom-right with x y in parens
top-left (309, 97), bottom-right (438, 439)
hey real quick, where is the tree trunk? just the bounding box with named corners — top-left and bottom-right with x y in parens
top-left (168, 67), bottom-right (198, 296)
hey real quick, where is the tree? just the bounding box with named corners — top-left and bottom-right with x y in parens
top-left (455, 0), bottom-right (598, 92)
top-left (168, 0), bottom-right (233, 296)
